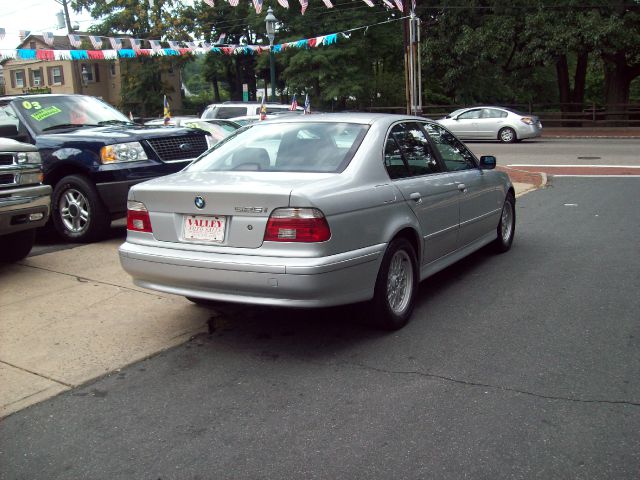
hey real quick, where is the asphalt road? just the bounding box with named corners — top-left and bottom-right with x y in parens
top-left (468, 137), bottom-right (640, 167)
top-left (2, 177), bottom-right (639, 479)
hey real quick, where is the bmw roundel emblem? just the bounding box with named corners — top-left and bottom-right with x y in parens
top-left (194, 196), bottom-right (205, 209)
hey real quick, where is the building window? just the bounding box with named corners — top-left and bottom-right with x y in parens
top-left (110, 63), bottom-right (116, 76)
top-left (29, 41), bottom-right (36, 50)
top-left (47, 66), bottom-right (64, 85)
top-left (31, 69), bottom-right (43, 87)
top-left (94, 64), bottom-right (100, 83)
top-left (81, 64), bottom-right (94, 83)
top-left (14, 70), bottom-right (25, 88)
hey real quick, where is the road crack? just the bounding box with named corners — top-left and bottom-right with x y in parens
top-left (345, 361), bottom-right (640, 407)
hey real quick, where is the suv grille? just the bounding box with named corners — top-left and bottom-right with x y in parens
top-left (0, 154), bottom-right (15, 166)
top-left (0, 173), bottom-right (15, 185)
top-left (146, 135), bottom-right (208, 162)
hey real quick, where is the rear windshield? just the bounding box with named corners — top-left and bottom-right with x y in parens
top-left (187, 122), bottom-right (369, 173)
top-left (214, 106), bottom-right (253, 118)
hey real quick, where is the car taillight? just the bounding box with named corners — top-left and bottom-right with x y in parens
top-left (264, 208), bottom-right (331, 242)
top-left (520, 117), bottom-right (534, 125)
top-left (127, 200), bottom-right (152, 233)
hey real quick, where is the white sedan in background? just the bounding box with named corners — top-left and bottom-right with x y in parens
top-left (437, 106), bottom-right (542, 143)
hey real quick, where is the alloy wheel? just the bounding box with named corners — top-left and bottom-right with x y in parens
top-left (59, 188), bottom-right (90, 234)
top-left (386, 249), bottom-right (413, 315)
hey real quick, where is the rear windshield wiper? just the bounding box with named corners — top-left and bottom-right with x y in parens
top-left (41, 123), bottom-right (99, 132)
top-left (98, 120), bottom-right (135, 126)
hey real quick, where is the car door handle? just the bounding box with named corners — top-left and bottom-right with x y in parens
top-left (457, 183), bottom-right (467, 192)
top-left (409, 192), bottom-right (422, 203)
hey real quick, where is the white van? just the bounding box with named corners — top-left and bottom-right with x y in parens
top-left (201, 101), bottom-right (302, 119)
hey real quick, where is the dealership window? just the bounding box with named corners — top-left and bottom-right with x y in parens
top-left (13, 70), bottom-right (25, 88)
top-left (47, 66), bottom-right (64, 85)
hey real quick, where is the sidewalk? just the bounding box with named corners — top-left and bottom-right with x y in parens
top-left (541, 127), bottom-right (640, 138)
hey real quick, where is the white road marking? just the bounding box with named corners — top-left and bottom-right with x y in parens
top-left (507, 164), bottom-right (640, 168)
top-left (552, 175), bottom-right (640, 178)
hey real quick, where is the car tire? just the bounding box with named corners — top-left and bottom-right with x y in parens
top-left (493, 192), bottom-right (516, 253)
top-left (52, 175), bottom-right (110, 243)
top-left (498, 127), bottom-right (517, 143)
top-left (369, 237), bottom-right (418, 330)
top-left (0, 229), bottom-right (36, 263)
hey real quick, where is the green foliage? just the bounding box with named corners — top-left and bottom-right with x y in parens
top-left (72, 0), bottom-right (640, 112)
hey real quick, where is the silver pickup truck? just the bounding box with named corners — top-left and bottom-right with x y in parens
top-left (0, 138), bottom-right (51, 262)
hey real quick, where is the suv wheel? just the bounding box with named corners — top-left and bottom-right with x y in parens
top-left (52, 175), bottom-right (110, 243)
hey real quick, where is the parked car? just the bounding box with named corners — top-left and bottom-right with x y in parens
top-left (0, 94), bottom-right (210, 242)
top-left (229, 111), bottom-right (303, 126)
top-left (119, 113), bottom-right (515, 330)
top-left (437, 106), bottom-right (542, 143)
top-left (201, 101), bottom-right (303, 120)
top-left (144, 117), bottom-right (240, 142)
top-left (0, 138), bottom-right (51, 262)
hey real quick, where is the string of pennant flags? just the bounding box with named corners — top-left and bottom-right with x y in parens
top-left (0, 17), bottom-right (406, 62)
top-left (201, 0), bottom-right (414, 15)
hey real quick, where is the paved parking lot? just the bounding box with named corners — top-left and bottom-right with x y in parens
top-left (1, 176), bottom-right (638, 479)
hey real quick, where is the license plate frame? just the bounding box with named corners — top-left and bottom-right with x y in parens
top-left (182, 214), bottom-right (226, 243)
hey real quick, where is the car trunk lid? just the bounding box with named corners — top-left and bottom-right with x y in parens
top-left (132, 170), bottom-right (333, 248)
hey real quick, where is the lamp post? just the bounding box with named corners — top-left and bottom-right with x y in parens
top-left (265, 7), bottom-right (277, 102)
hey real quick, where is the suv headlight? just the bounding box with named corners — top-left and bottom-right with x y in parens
top-left (100, 142), bottom-right (148, 164)
top-left (16, 151), bottom-right (42, 165)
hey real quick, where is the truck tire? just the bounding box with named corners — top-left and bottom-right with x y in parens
top-left (0, 229), bottom-right (36, 262)
top-left (52, 175), bottom-right (111, 243)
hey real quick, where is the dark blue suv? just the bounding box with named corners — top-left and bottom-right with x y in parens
top-left (0, 94), bottom-right (210, 242)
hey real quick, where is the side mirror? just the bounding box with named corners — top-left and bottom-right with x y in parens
top-left (480, 155), bottom-right (496, 170)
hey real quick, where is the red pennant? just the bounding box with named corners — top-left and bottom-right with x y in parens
top-left (308, 38), bottom-right (317, 48)
top-left (36, 50), bottom-right (55, 60)
top-left (87, 50), bottom-right (105, 59)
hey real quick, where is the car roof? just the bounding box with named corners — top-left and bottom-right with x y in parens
top-left (256, 112), bottom-right (428, 125)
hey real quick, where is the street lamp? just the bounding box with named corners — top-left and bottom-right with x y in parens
top-left (265, 7), bottom-right (277, 102)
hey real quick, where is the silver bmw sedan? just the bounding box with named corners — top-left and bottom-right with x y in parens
top-left (119, 113), bottom-right (515, 330)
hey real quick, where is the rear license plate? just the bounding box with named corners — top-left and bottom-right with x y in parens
top-left (183, 215), bottom-right (226, 242)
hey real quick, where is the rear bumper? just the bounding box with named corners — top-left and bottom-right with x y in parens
top-left (515, 123), bottom-right (542, 140)
top-left (0, 184), bottom-right (51, 235)
top-left (119, 241), bottom-right (385, 307)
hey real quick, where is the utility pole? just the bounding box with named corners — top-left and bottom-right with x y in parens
top-left (404, 8), bottom-right (422, 116)
top-left (59, 0), bottom-right (82, 93)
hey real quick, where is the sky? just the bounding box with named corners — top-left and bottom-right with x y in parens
top-left (1, 0), bottom-right (96, 49)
